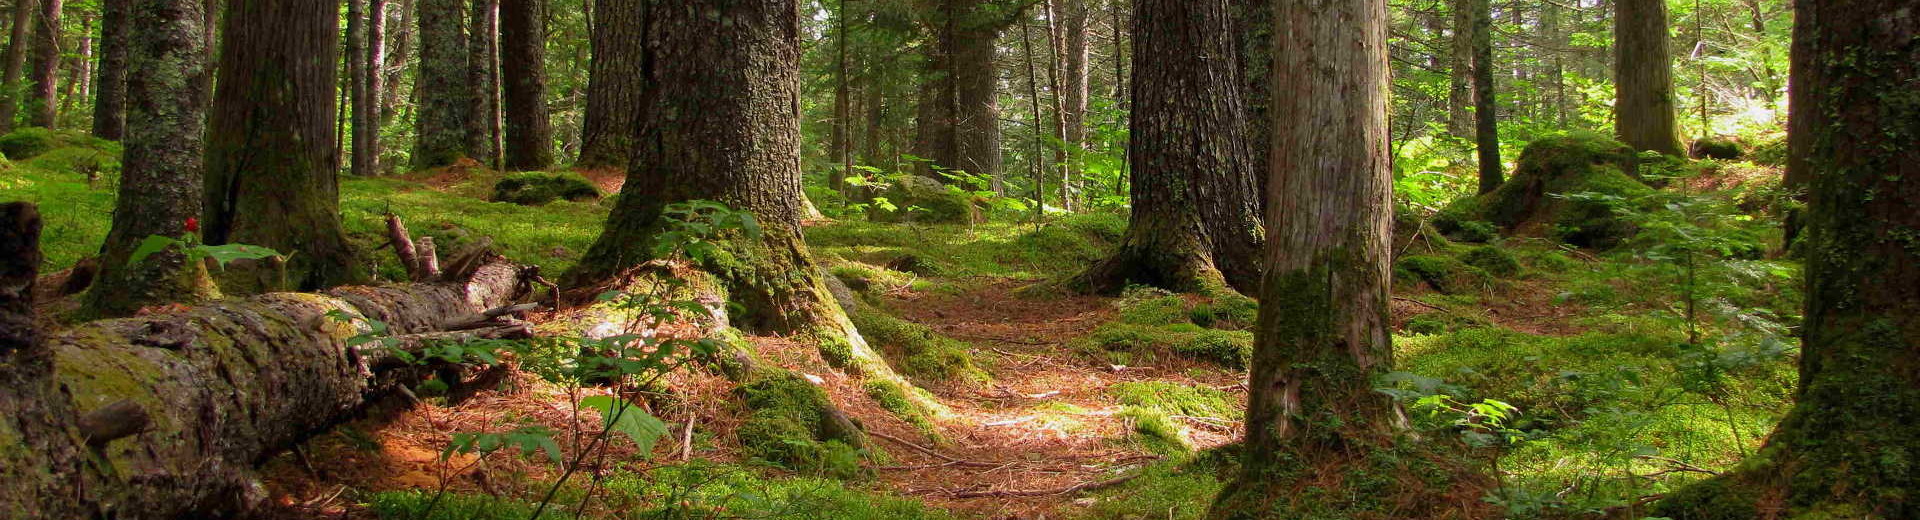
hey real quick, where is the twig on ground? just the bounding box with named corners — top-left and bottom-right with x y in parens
top-left (947, 471), bottom-right (1145, 499)
top-left (866, 430), bottom-right (1000, 468)
top-left (1393, 296), bottom-right (1448, 311)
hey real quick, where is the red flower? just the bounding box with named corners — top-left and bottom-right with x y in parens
top-left (185, 217), bottom-right (200, 233)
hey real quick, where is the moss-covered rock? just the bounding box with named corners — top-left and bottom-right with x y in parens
top-left (869, 176), bottom-right (977, 224)
top-left (1394, 254), bottom-right (1489, 294)
top-left (1689, 137), bottom-right (1743, 160)
top-left (1458, 245), bottom-right (1520, 277)
top-left (848, 304), bottom-right (986, 384)
top-left (0, 128), bottom-right (118, 160)
top-left (490, 172), bottom-right (601, 206)
top-left (736, 371), bottom-right (869, 478)
top-left (1432, 132), bottom-right (1654, 249)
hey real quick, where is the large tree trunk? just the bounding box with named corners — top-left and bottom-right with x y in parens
top-left (576, 0), bottom-right (640, 168)
top-left (1613, 0), bottom-right (1682, 156)
top-left (411, 0), bottom-right (471, 169)
top-left (1230, 0), bottom-right (1270, 198)
top-left (1070, 0), bottom-right (1262, 296)
top-left (498, 0), bottom-right (551, 170)
top-left (912, 0), bottom-right (1003, 182)
top-left (83, 0), bottom-right (214, 318)
top-left (0, 0), bottom-right (32, 131)
top-left (203, 0), bottom-right (366, 293)
top-left (3, 203), bottom-right (532, 518)
top-left (1059, 0), bottom-right (1089, 196)
top-left (1446, 0), bottom-right (1472, 137)
top-left (1654, 3), bottom-right (1919, 518)
top-left (91, 0), bottom-right (129, 140)
top-left (24, 0), bottom-right (58, 128)
top-left (466, 0), bottom-right (497, 167)
top-left (1470, 0), bottom-right (1501, 193)
top-left (368, 0), bottom-right (388, 131)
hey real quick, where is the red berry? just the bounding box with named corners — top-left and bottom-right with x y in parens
top-left (185, 217), bottom-right (200, 233)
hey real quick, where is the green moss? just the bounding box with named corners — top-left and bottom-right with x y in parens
top-left (1430, 132), bottom-right (1655, 249)
top-left (870, 176), bottom-right (976, 224)
top-left (1210, 441), bottom-right (1485, 520)
top-left (1401, 310), bottom-right (1489, 335)
top-left (1116, 290), bottom-right (1192, 326)
top-left (736, 372), bottom-right (869, 478)
top-left (1080, 453), bottom-right (1237, 520)
top-left (0, 128), bottom-right (118, 160)
top-left (368, 490), bottom-right (566, 520)
top-left (848, 304), bottom-right (986, 384)
top-left (1394, 255), bottom-right (1489, 294)
top-left (491, 172), bottom-right (602, 206)
top-left (601, 462), bottom-right (956, 519)
top-left (1690, 137), bottom-right (1743, 160)
top-left (865, 381), bottom-right (940, 440)
top-left (1110, 381), bottom-right (1239, 453)
top-left (1458, 245), bottom-right (1521, 277)
top-left (1189, 293), bottom-right (1258, 330)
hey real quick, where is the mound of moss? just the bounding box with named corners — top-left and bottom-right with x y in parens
top-left (1081, 289), bottom-right (1257, 368)
top-left (736, 372), bottom-right (870, 478)
top-left (0, 128), bottom-right (118, 160)
top-left (1689, 137), bottom-right (1743, 160)
top-left (1434, 132), bottom-right (1654, 248)
top-left (1394, 254), bottom-right (1490, 294)
top-left (869, 175), bottom-right (977, 224)
top-left (1111, 382), bottom-right (1240, 453)
top-left (848, 304), bottom-right (986, 384)
top-left (490, 172), bottom-right (601, 206)
top-left (1458, 245), bottom-right (1520, 277)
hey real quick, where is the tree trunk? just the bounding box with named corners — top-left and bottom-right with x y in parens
top-left (466, 0), bottom-right (497, 167)
top-left (5, 217), bottom-right (531, 519)
top-left (498, 0), bottom-right (551, 170)
top-left (24, 0), bottom-right (58, 128)
top-left (576, 0), bottom-right (639, 168)
top-left (412, 0), bottom-right (470, 169)
top-left (828, 0), bottom-right (850, 193)
top-left (1471, 0), bottom-right (1501, 193)
top-left (1060, 0), bottom-right (1089, 198)
top-left (92, 0), bottom-right (129, 139)
top-left (1070, 0), bottom-right (1262, 296)
top-left (203, 0), bottom-right (366, 293)
top-left (383, 0), bottom-right (412, 123)
top-left (912, 0), bottom-right (1003, 182)
top-left (349, 0), bottom-right (372, 176)
top-left (1613, 0), bottom-right (1681, 156)
top-left (0, 0), bottom-right (32, 131)
top-left (1231, 0), bottom-right (1270, 199)
top-left (368, 0), bottom-right (388, 132)
top-left (1446, 0), bottom-right (1473, 137)
top-left (83, 0), bottom-right (213, 318)
top-left (58, 14), bottom-right (89, 122)
top-left (1654, 3), bottom-right (1919, 517)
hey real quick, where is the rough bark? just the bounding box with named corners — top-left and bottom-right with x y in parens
top-left (466, 0), bottom-right (497, 166)
top-left (0, 0), bottom-right (32, 131)
top-left (1071, 0), bottom-right (1263, 296)
top-left (203, 0), bottom-right (366, 293)
top-left (24, 0), bottom-right (58, 128)
top-left (349, 0), bottom-right (375, 177)
top-left (92, 0), bottom-right (130, 140)
top-left (84, 0), bottom-right (213, 318)
top-left (369, 0), bottom-right (388, 131)
top-left (498, 0), bottom-right (551, 170)
top-left (4, 236), bottom-right (530, 519)
top-left (1059, 0), bottom-right (1089, 193)
top-left (383, 0), bottom-right (412, 122)
top-left (1230, 0), bottom-right (1269, 196)
top-left (1654, 3), bottom-right (1919, 518)
top-left (912, 0), bottom-right (1005, 181)
top-left (1446, 0), bottom-right (1472, 137)
top-left (412, 0), bottom-right (470, 169)
top-left (577, 0), bottom-right (640, 168)
top-left (1471, 0), bottom-right (1501, 193)
top-left (1613, 0), bottom-right (1682, 156)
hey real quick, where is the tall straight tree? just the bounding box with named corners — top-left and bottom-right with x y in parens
top-left (498, 0), bottom-right (550, 170)
top-left (23, 0), bottom-right (58, 127)
top-left (202, 0), bottom-right (365, 292)
top-left (367, 0), bottom-right (387, 128)
top-left (1058, 0), bottom-right (1089, 192)
top-left (1470, 0), bottom-right (1500, 193)
top-left (91, 0), bottom-right (129, 139)
top-left (0, 0), bottom-right (32, 131)
top-left (466, 0), bottom-right (497, 166)
top-left (1446, 0), bottom-right (1472, 137)
top-left (1231, 0), bottom-right (1271, 192)
top-left (1654, 2), bottom-right (1918, 517)
top-left (1071, 0), bottom-right (1262, 296)
top-left (347, 0), bottom-right (372, 176)
top-left (1614, 0), bottom-right (1682, 156)
top-left (576, 0), bottom-right (639, 168)
top-left (912, 0), bottom-right (1009, 181)
top-left (84, 0), bottom-right (211, 317)
top-left (412, 0), bottom-right (470, 168)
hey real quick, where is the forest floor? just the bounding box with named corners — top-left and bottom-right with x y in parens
top-left (3, 132), bottom-right (1802, 520)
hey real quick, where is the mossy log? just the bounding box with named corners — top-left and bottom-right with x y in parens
top-left (1, 202), bottom-right (533, 520)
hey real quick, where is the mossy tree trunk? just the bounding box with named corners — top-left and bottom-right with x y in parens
top-left (0, 0), bottom-right (32, 132)
top-left (23, 0), bottom-right (58, 128)
top-left (1653, 4), bottom-right (1919, 518)
top-left (1209, 0), bottom-right (1420, 513)
top-left (1470, 0), bottom-right (1501, 193)
top-left (499, 0), bottom-right (552, 170)
top-left (1059, 0), bottom-right (1089, 193)
top-left (411, 0), bottom-right (470, 169)
top-left (1613, 0), bottom-right (1682, 156)
top-left (577, 0), bottom-right (641, 168)
top-left (203, 0), bottom-right (366, 293)
top-left (91, 0), bottom-right (130, 140)
top-left (0, 203), bottom-right (93, 520)
top-left (1071, 0), bottom-right (1263, 296)
top-left (84, 0), bottom-right (214, 318)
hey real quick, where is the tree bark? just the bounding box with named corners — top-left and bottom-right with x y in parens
top-left (1071, 0), bottom-right (1263, 296)
top-left (24, 0), bottom-right (59, 128)
top-left (498, 0), bottom-right (551, 170)
top-left (1471, 0), bottom-right (1501, 193)
top-left (1446, 0), bottom-right (1473, 137)
top-left (577, 0), bottom-right (640, 168)
top-left (1230, 0), bottom-right (1270, 198)
top-left (1655, 3), bottom-right (1919, 517)
top-left (412, 0), bottom-right (470, 169)
top-left (383, 0), bottom-right (412, 123)
top-left (203, 0), bottom-right (366, 293)
top-left (84, 0), bottom-right (213, 318)
top-left (466, 0), bottom-right (497, 167)
top-left (0, 0), bottom-right (33, 131)
top-left (912, 0), bottom-right (1004, 182)
top-left (1613, 0), bottom-right (1682, 156)
top-left (1059, 0), bottom-right (1089, 198)
top-left (828, 0), bottom-right (850, 192)
top-left (349, 0), bottom-right (371, 176)
top-left (368, 0), bottom-right (388, 131)
top-left (92, 0), bottom-right (129, 139)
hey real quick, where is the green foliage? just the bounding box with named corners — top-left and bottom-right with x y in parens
top-left (601, 462), bottom-right (955, 520)
top-left (736, 373), bottom-right (868, 478)
top-left (1395, 254), bottom-right (1491, 294)
top-left (128, 233), bottom-right (284, 270)
top-left (491, 172), bottom-right (602, 206)
top-left (1690, 137), bottom-right (1743, 160)
top-left (1459, 245), bottom-right (1522, 277)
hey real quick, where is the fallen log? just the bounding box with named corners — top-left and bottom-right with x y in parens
top-left (0, 202), bottom-right (535, 519)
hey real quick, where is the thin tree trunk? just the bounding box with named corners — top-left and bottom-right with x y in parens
top-left (465, 0), bottom-right (496, 166)
top-left (1655, 2), bottom-right (1919, 515)
top-left (577, 0), bottom-right (640, 168)
top-left (1472, 0), bottom-right (1501, 193)
top-left (1059, 0), bottom-right (1089, 201)
top-left (1072, 0), bottom-right (1262, 296)
top-left (92, 0), bottom-right (128, 139)
top-left (1043, 0), bottom-right (1070, 209)
top-left (57, 14), bottom-right (89, 122)
top-left (203, 0), bottom-right (366, 293)
top-left (368, 0), bottom-right (387, 135)
top-left (412, 0), bottom-right (470, 168)
top-left (1614, 0), bottom-right (1682, 155)
top-left (383, 0), bottom-right (412, 122)
top-left (25, 0), bottom-right (59, 128)
top-left (84, 0), bottom-right (213, 318)
top-left (498, 0), bottom-right (550, 170)
top-left (1020, 10), bottom-right (1047, 214)
top-left (829, 0), bottom-right (850, 193)
top-left (1447, 0), bottom-right (1473, 136)
top-left (349, 0), bottom-right (373, 176)
top-left (0, 0), bottom-right (34, 131)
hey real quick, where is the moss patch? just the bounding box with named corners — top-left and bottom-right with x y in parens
top-left (848, 304), bottom-right (986, 384)
top-left (1433, 131), bottom-right (1655, 249)
top-left (490, 172), bottom-right (602, 206)
top-left (736, 371), bottom-right (870, 478)
top-left (1394, 254), bottom-right (1490, 294)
